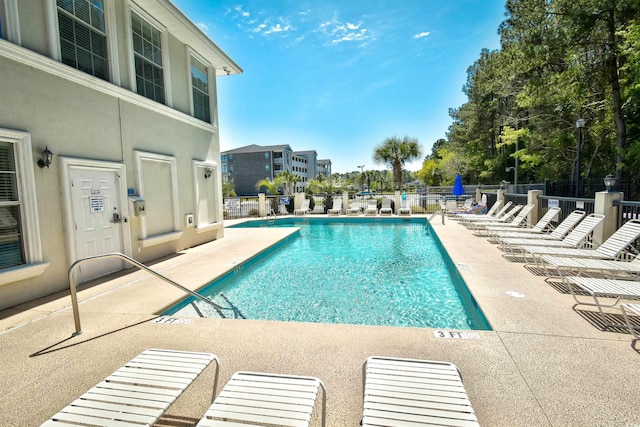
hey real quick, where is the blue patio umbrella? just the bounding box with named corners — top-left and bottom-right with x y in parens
top-left (453, 173), bottom-right (465, 197)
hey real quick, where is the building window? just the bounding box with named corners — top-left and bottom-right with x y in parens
top-left (190, 56), bottom-right (210, 122)
top-left (131, 12), bottom-right (164, 103)
top-left (0, 129), bottom-right (45, 284)
top-left (264, 152), bottom-right (269, 159)
top-left (57, 0), bottom-right (108, 80)
top-left (221, 154), bottom-right (227, 161)
top-left (265, 165), bottom-right (270, 172)
top-left (221, 164), bottom-right (227, 173)
top-left (0, 142), bottom-right (23, 268)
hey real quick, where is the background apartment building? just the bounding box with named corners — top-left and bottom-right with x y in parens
top-left (221, 144), bottom-right (332, 195)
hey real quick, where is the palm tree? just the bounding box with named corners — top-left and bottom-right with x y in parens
top-left (276, 171), bottom-right (302, 195)
top-left (255, 176), bottom-right (282, 195)
top-left (373, 136), bottom-right (422, 191)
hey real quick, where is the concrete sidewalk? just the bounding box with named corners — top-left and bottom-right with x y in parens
top-left (1, 217), bottom-right (639, 426)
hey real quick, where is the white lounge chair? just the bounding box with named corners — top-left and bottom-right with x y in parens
top-left (294, 198), bottom-right (311, 215)
top-left (312, 203), bottom-right (325, 214)
top-left (347, 201), bottom-right (363, 216)
top-left (463, 203), bottom-right (521, 227)
top-left (197, 371), bottom-right (326, 427)
top-left (398, 205), bottom-right (412, 216)
top-left (540, 253), bottom-right (640, 281)
top-left (379, 198), bottom-right (393, 215)
top-left (452, 199), bottom-right (502, 220)
top-left (362, 356), bottom-right (479, 427)
top-left (565, 276), bottom-right (640, 330)
top-left (364, 199), bottom-right (378, 216)
top-left (460, 201), bottom-right (511, 223)
top-left (522, 218), bottom-right (640, 264)
top-left (327, 198), bottom-right (343, 215)
top-left (499, 213), bottom-right (604, 255)
top-left (43, 349), bottom-right (218, 426)
top-left (493, 209), bottom-right (585, 240)
top-left (470, 204), bottom-right (534, 234)
top-left (620, 303), bottom-right (640, 338)
top-left (486, 207), bottom-right (561, 237)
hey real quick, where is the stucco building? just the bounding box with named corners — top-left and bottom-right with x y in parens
top-left (0, 0), bottom-right (241, 310)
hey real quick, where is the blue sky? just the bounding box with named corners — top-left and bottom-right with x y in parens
top-left (173, 0), bottom-right (506, 173)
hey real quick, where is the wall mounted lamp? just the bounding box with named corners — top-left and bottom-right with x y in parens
top-left (603, 173), bottom-right (617, 192)
top-left (204, 168), bottom-right (213, 179)
top-left (38, 146), bottom-right (53, 168)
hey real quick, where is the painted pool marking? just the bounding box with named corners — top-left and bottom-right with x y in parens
top-left (153, 317), bottom-right (192, 325)
top-left (433, 330), bottom-right (481, 339)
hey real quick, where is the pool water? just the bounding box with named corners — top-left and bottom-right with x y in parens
top-left (165, 218), bottom-right (490, 330)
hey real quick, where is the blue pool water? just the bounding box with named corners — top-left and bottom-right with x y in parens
top-left (165, 218), bottom-right (490, 330)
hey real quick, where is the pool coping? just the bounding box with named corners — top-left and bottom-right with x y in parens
top-left (1, 214), bottom-right (639, 426)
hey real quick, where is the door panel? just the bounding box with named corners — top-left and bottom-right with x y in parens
top-left (70, 168), bottom-right (124, 282)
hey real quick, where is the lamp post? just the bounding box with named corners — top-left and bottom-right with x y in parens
top-left (603, 173), bottom-right (617, 192)
top-left (357, 164), bottom-right (365, 191)
top-left (575, 118), bottom-right (586, 197)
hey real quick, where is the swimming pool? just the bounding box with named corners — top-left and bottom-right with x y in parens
top-left (165, 218), bottom-right (490, 330)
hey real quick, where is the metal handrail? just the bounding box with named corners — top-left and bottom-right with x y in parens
top-left (68, 252), bottom-right (233, 336)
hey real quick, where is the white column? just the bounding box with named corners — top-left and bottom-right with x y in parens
top-left (594, 190), bottom-right (624, 245)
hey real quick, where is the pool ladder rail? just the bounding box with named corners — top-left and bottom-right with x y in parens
top-left (266, 208), bottom-right (277, 220)
top-left (67, 252), bottom-right (239, 336)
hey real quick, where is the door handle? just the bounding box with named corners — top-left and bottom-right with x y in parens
top-left (111, 212), bottom-right (122, 223)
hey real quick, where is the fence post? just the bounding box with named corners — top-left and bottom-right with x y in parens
top-left (258, 193), bottom-right (266, 217)
top-left (497, 188), bottom-right (506, 208)
top-left (528, 190), bottom-right (543, 226)
top-left (295, 192), bottom-right (303, 210)
top-left (593, 190), bottom-right (624, 245)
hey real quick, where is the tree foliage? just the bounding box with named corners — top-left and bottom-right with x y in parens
top-left (422, 0), bottom-right (640, 192)
top-left (373, 136), bottom-right (423, 190)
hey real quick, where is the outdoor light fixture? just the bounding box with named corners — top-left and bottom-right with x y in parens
top-left (37, 146), bottom-right (53, 168)
top-left (204, 168), bottom-right (213, 179)
top-left (603, 173), bottom-right (617, 192)
top-left (575, 118), bottom-right (586, 197)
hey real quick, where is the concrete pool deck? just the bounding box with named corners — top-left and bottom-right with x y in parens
top-left (1, 215), bottom-right (639, 426)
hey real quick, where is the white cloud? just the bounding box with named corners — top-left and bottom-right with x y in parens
top-left (318, 17), bottom-right (372, 46)
top-left (196, 22), bottom-right (209, 32)
top-left (251, 22), bottom-right (268, 33)
top-left (264, 23), bottom-right (292, 35)
top-left (413, 31), bottom-right (430, 39)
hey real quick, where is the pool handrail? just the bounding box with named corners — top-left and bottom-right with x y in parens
top-left (68, 252), bottom-right (235, 336)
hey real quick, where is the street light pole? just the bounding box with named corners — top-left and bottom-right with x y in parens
top-left (575, 118), bottom-right (586, 197)
top-left (357, 164), bottom-right (365, 191)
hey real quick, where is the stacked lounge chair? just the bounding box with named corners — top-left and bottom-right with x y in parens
top-left (470, 204), bottom-right (534, 235)
top-left (521, 218), bottom-right (640, 264)
top-left (485, 207), bottom-right (561, 238)
top-left (498, 213), bottom-right (604, 256)
top-left (492, 209), bottom-right (585, 241)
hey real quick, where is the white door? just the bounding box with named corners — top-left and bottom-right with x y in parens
top-left (69, 167), bottom-right (125, 282)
